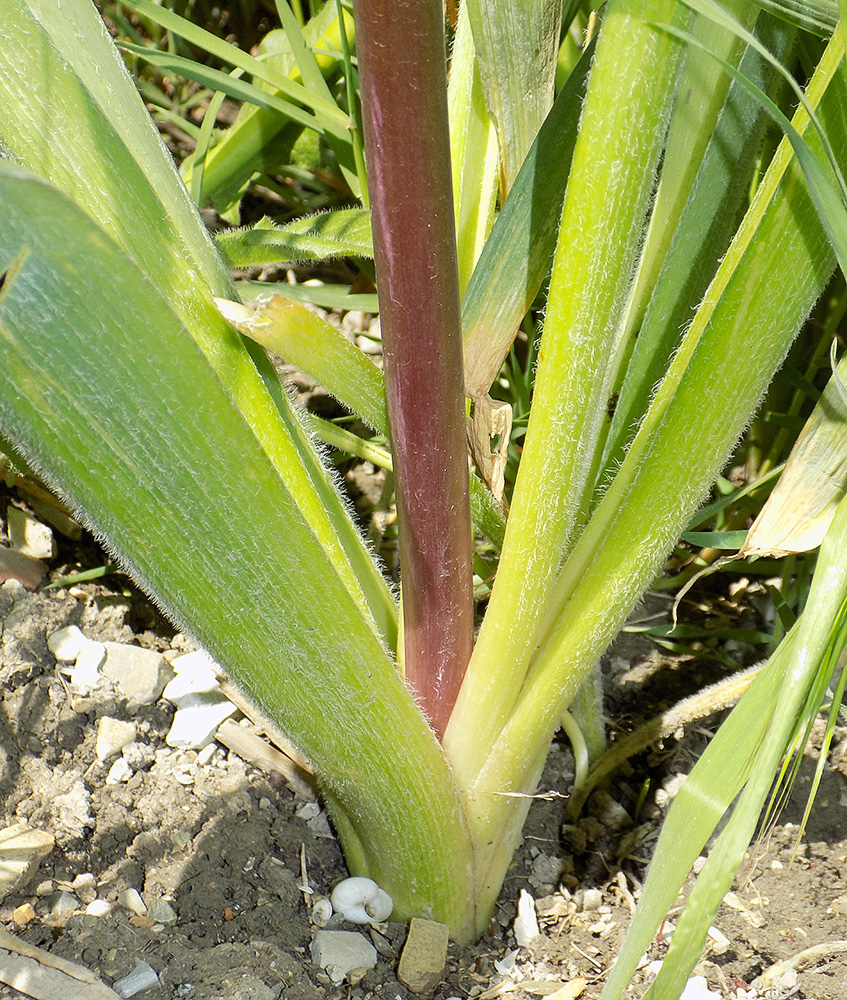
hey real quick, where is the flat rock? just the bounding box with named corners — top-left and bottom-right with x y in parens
top-left (310, 930), bottom-right (377, 984)
top-left (48, 625), bottom-right (87, 662)
top-left (397, 918), bottom-right (449, 994)
top-left (105, 758), bottom-right (133, 785)
top-left (96, 717), bottom-right (137, 761)
top-left (71, 639), bottom-right (107, 694)
top-left (27, 496), bottom-right (83, 540)
top-left (7, 506), bottom-right (56, 559)
top-left (103, 642), bottom-right (174, 707)
top-left (163, 652), bottom-right (235, 748)
top-left (0, 824), bottom-right (54, 902)
top-left (514, 889), bottom-right (540, 947)
top-left (0, 545), bottom-right (46, 590)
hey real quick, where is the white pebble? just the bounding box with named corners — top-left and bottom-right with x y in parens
top-left (513, 889), bottom-right (539, 947)
top-left (47, 625), bottom-right (87, 663)
top-left (165, 698), bottom-right (237, 750)
top-left (7, 506), bottom-right (56, 559)
top-left (118, 888), bottom-right (147, 916)
top-left (148, 899), bottom-right (177, 924)
top-left (581, 888), bottom-right (603, 911)
top-left (49, 890), bottom-right (78, 915)
top-left (113, 960), bottom-right (160, 998)
top-left (679, 975), bottom-right (721, 999)
top-left (311, 930), bottom-right (377, 983)
top-left (106, 758), bottom-right (133, 785)
top-left (103, 642), bottom-right (174, 707)
top-left (165, 651), bottom-right (221, 701)
top-left (71, 640), bottom-right (107, 694)
top-left (86, 899), bottom-right (113, 917)
top-left (96, 717), bottom-right (137, 761)
top-left (494, 949), bottom-right (519, 975)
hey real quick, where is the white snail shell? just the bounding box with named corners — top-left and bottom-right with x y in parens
top-left (310, 897), bottom-right (333, 926)
top-left (330, 877), bottom-right (393, 924)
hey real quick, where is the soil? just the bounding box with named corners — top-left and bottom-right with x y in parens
top-left (1, 485), bottom-right (846, 1000)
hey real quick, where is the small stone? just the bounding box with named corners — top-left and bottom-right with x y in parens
top-left (165, 698), bottom-right (237, 749)
top-left (119, 887), bottom-right (147, 916)
top-left (0, 546), bottom-right (46, 589)
top-left (165, 650), bottom-right (221, 701)
top-left (51, 774), bottom-right (93, 840)
top-left (72, 872), bottom-right (97, 904)
top-left (12, 902), bottom-right (35, 925)
top-left (163, 651), bottom-right (235, 748)
top-left (397, 918), bottom-right (449, 994)
top-left (47, 625), bottom-right (87, 662)
top-left (122, 741), bottom-right (155, 769)
top-left (514, 889), bottom-right (540, 947)
top-left (96, 717), bottom-right (137, 761)
top-left (311, 930), bottom-right (377, 984)
top-left (35, 879), bottom-right (55, 897)
top-left (0, 823), bottom-right (54, 902)
top-left (86, 899), bottom-right (113, 917)
top-left (587, 790), bottom-right (632, 830)
top-left (71, 639), bottom-right (107, 694)
top-left (49, 890), bottom-right (79, 915)
top-left (7, 506), bottom-right (56, 559)
top-left (148, 899), bottom-right (177, 924)
top-left (106, 758), bottom-right (133, 784)
top-left (103, 642), bottom-right (174, 707)
top-left (113, 960), bottom-right (160, 998)
top-left (494, 950), bottom-right (519, 975)
top-left (581, 888), bottom-right (603, 912)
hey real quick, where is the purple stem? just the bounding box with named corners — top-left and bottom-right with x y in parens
top-left (354, 0), bottom-right (474, 738)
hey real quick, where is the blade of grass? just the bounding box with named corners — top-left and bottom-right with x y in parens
top-left (449, 0), bottom-right (691, 783)
top-left (598, 639), bottom-right (791, 999)
top-left (118, 43), bottom-right (326, 133)
top-left (216, 209), bottom-right (373, 266)
top-left (119, 0), bottom-right (349, 126)
top-left (464, 0), bottom-right (563, 193)
top-left (216, 294), bottom-right (388, 434)
top-left (602, 12), bottom-right (798, 481)
top-left (448, 0), bottom-right (499, 294)
top-left (0, 167), bottom-right (474, 934)
top-left (461, 40), bottom-right (594, 399)
top-left (642, 502), bottom-right (847, 999)
top-left (178, 1), bottom-right (356, 207)
top-left (272, 0), bottom-right (361, 198)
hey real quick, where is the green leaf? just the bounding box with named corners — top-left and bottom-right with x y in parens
top-left (464, 0), bottom-right (563, 192)
top-left (0, 0), bottom-right (395, 643)
top-left (216, 210), bottom-right (374, 266)
top-left (643, 500), bottom-right (847, 999)
top-left (217, 293), bottom-right (388, 434)
top-left (681, 530), bottom-right (748, 547)
top-left (118, 41), bottom-right (327, 132)
top-left (178, 0), bottom-right (357, 208)
top-left (599, 642), bottom-right (789, 999)
top-left (461, 40), bottom-right (593, 397)
top-left (0, 164), bottom-right (475, 936)
top-left (119, 0), bottom-right (348, 126)
top-left (448, 0), bottom-right (499, 293)
top-left (751, 0), bottom-right (838, 34)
